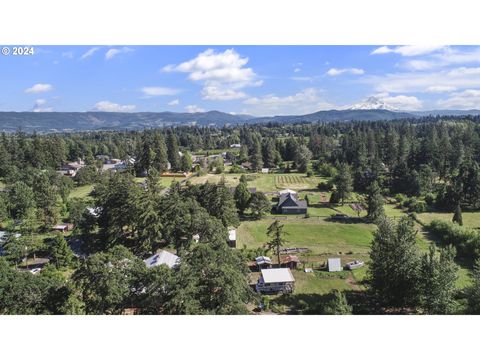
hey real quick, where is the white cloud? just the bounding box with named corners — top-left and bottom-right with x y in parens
top-left (32, 98), bottom-right (53, 112)
top-left (294, 67), bottom-right (301, 73)
top-left (380, 94), bottom-right (423, 110)
top-left (80, 47), bottom-right (99, 60)
top-left (25, 83), bottom-right (53, 94)
top-left (105, 47), bottom-right (134, 60)
top-left (141, 87), bottom-right (181, 97)
top-left (326, 68), bottom-right (364, 76)
top-left (437, 89), bottom-right (480, 109)
top-left (401, 47), bottom-right (480, 71)
top-left (168, 99), bottom-right (180, 106)
top-left (361, 66), bottom-right (480, 93)
top-left (425, 85), bottom-right (457, 93)
top-left (185, 105), bottom-right (205, 113)
top-left (243, 88), bottom-right (335, 116)
top-left (163, 48), bottom-right (261, 100)
top-left (371, 45), bottom-right (445, 56)
top-left (93, 101), bottom-right (136, 112)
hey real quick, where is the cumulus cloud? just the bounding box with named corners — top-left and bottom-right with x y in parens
top-left (185, 105), bottom-right (205, 113)
top-left (32, 99), bottom-right (53, 112)
top-left (168, 99), bottom-right (180, 106)
top-left (437, 89), bottom-right (480, 109)
top-left (326, 68), bottom-right (365, 76)
top-left (93, 101), bottom-right (136, 112)
top-left (25, 83), bottom-right (53, 94)
top-left (380, 94), bottom-right (423, 110)
top-left (371, 45), bottom-right (445, 56)
top-left (80, 47), bottom-right (99, 60)
top-left (243, 88), bottom-right (335, 116)
top-left (105, 47), bottom-right (134, 60)
top-left (163, 48), bottom-right (261, 100)
top-left (141, 87), bottom-right (181, 97)
top-left (401, 47), bottom-right (480, 71)
top-left (294, 68), bottom-right (301, 73)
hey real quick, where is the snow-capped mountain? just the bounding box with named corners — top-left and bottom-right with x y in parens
top-left (349, 96), bottom-right (398, 111)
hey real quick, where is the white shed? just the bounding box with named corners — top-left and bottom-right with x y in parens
top-left (327, 258), bottom-right (342, 272)
top-left (228, 229), bottom-right (237, 248)
top-left (256, 268), bottom-right (295, 294)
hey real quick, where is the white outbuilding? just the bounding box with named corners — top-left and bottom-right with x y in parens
top-left (327, 258), bottom-right (342, 272)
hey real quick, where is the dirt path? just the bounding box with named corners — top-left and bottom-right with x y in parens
top-left (346, 274), bottom-right (361, 291)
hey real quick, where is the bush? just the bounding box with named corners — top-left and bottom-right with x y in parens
top-left (394, 193), bottom-right (408, 205)
top-left (229, 164), bottom-right (246, 174)
top-left (329, 191), bottom-right (341, 204)
top-left (428, 219), bottom-right (480, 259)
top-left (317, 181), bottom-right (333, 191)
top-left (306, 170), bottom-right (313, 177)
top-left (424, 193), bottom-right (435, 206)
top-left (315, 163), bottom-right (338, 178)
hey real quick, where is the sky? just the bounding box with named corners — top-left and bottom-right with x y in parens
top-left (2, 45), bottom-right (480, 116)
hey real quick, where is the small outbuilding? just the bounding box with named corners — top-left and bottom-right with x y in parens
top-left (281, 255), bottom-right (300, 269)
top-left (256, 268), bottom-right (295, 294)
top-left (228, 229), bottom-right (237, 248)
top-left (255, 256), bottom-right (272, 269)
top-left (327, 258), bottom-right (342, 272)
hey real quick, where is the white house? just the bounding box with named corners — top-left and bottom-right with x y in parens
top-left (327, 258), bottom-right (342, 272)
top-left (256, 268), bottom-right (295, 294)
top-left (144, 250), bottom-right (180, 269)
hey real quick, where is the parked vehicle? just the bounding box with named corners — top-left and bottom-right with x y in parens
top-left (345, 260), bottom-right (364, 270)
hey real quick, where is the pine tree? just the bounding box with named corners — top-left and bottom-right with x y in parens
top-left (419, 244), bottom-right (458, 314)
top-left (167, 132), bottom-right (181, 172)
top-left (368, 216), bottom-right (421, 308)
top-left (322, 290), bottom-right (353, 315)
top-left (248, 192), bottom-right (271, 219)
top-left (266, 220), bottom-right (287, 266)
top-left (452, 204), bottom-right (463, 226)
top-left (334, 163), bottom-right (353, 205)
top-left (50, 234), bottom-right (74, 268)
top-left (152, 132), bottom-right (169, 173)
top-left (294, 144), bottom-right (312, 173)
top-left (366, 180), bottom-right (385, 223)
top-left (468, 259), bottom-right (480, 314)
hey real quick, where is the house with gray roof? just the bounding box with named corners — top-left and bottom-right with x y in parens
top-left (276, 192), bottom-right (307, 214)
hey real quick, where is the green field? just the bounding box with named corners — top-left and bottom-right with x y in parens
top-left (69, 184), bottom-right (95, 199)
top-left (238, 218), bottom-right (375, 255)
top-left (417, 210), bottom-right (480, 229)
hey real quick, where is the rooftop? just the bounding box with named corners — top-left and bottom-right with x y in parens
top-left (261, 268), bottom-right (295, 283)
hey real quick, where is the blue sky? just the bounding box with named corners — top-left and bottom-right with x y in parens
top-left (2, 45), bottom-right (480, 115)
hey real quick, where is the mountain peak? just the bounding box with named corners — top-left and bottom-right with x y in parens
top-left (349, 96), bottom-right (397, 111)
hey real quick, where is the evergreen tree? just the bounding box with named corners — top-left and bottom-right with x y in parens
top-left (366, 180), bottom-right (385, 223)
top-left (7, 181), bottom-right (35, 220)
top-left (452, 204), bottom-right (463, 226)
top-left (49, 234), bottom-right (74, 268)
top-left (248, 192), bottom-right (271, 219)
top-left (322, 290), bottom-right (353, 315)
top-left (334, 163), bottom-right (353, 205)
top-left (180, 151), bottom-right (193, 172)
top-left (419, 244), bottom-right (458, 314)
top-left (368, 216), bottom-right (421, 308)
top-left (249, 137), bottom-right (263, 171)
top-left (152, 132), bottom-right (169, 173)
top-left (166, 132), bottom-right (181, 172)
top-left (468, 258), bottom-right (480, 314)
top-left (266, 220), bottom-right (287, 266)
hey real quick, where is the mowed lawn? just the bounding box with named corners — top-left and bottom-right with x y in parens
top-left (238, 218), bottom-right (374, 254)
top-left (417, 210), bottom-right (480, 229)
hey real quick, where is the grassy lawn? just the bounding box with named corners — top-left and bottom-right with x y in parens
top-left (417, 210), bottom-right (480, 229)
top-left (69, 184), bottom-right (94, 199)
top-left (188, 172), bottom-right (324, 192)
top-left (294, 270), bottom-right (353, 294)
top-left (238, 218), bottom-right (375, 255)
top-left (384, 204), bottom-right (408, 218)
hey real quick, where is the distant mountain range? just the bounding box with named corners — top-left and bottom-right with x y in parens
top-left (0, 107), bottom-right (479, 133)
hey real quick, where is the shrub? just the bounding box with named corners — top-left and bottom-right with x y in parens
top-left (428, 219), bottom-right (480, 259)
top-left (306, 170), bottom-right (313, 177)
top-left (424, 192), bottom-right (435, 206)
top-left (317, 181), bottom-right (333, 191)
